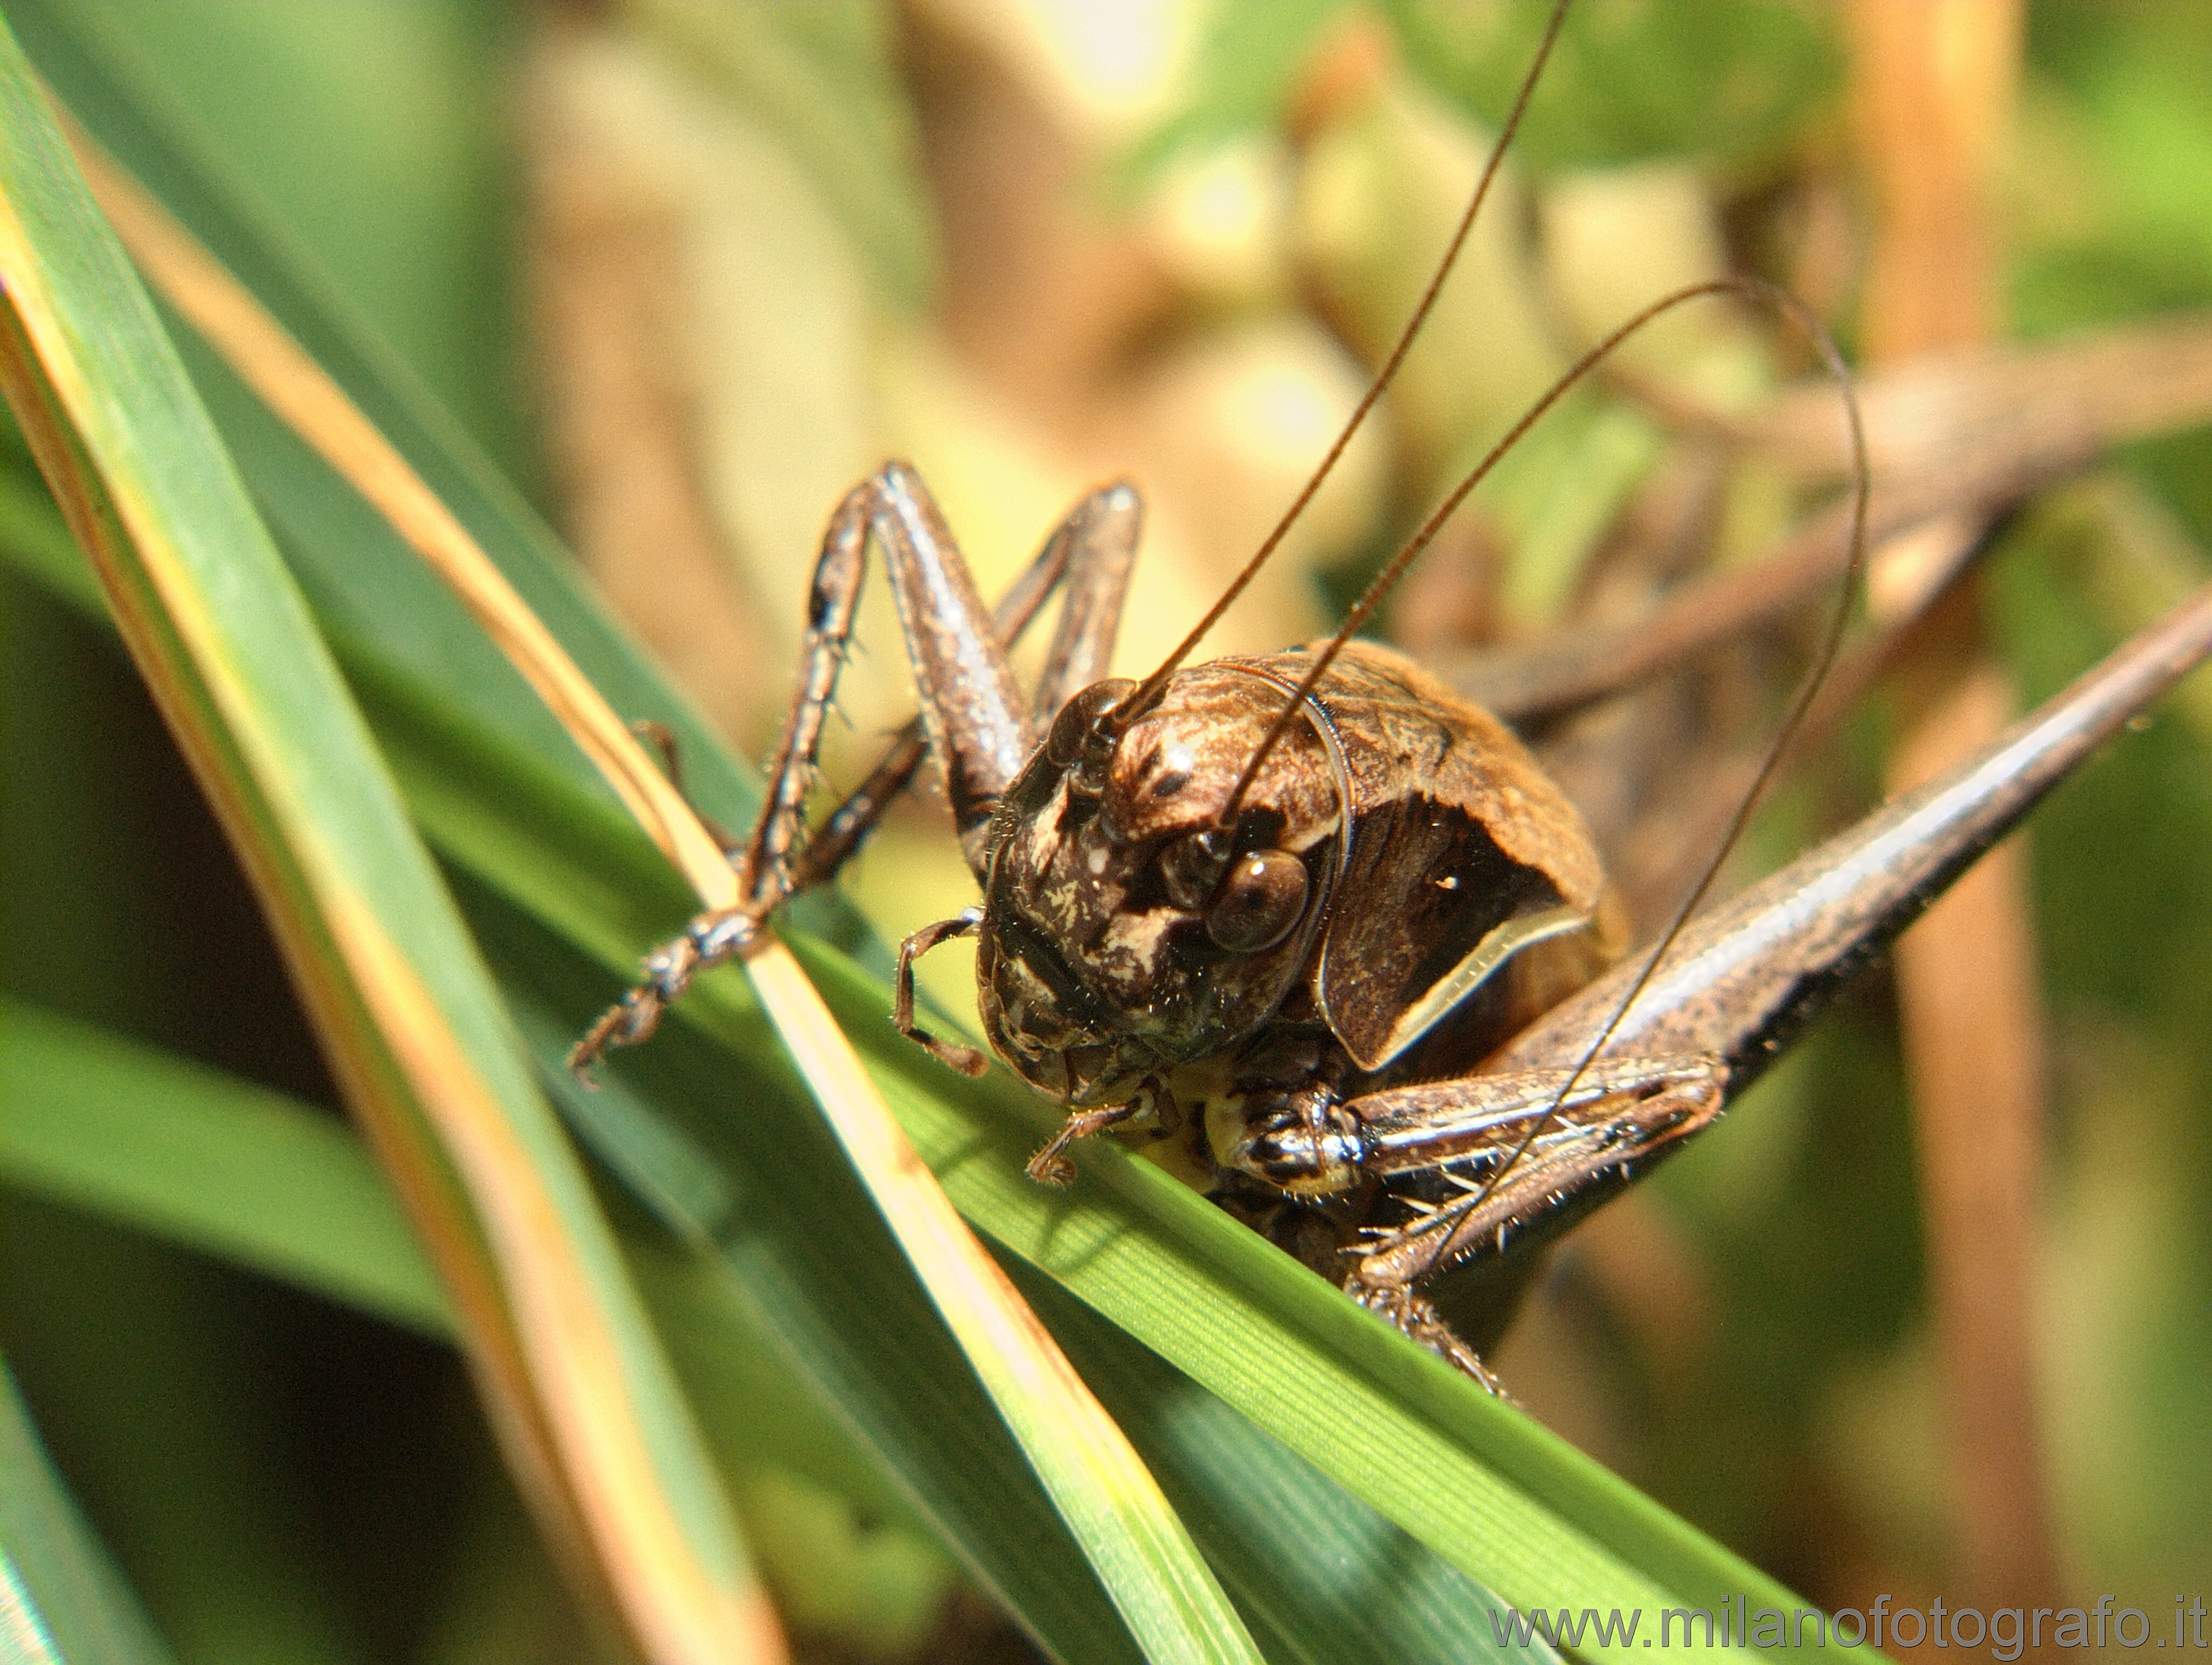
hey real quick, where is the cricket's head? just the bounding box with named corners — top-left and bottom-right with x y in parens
top-left (973, 670), bottom-right (1342, 1107)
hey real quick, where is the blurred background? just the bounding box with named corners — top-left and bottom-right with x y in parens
top-left (4, 1), bottom-right (2209, 1660)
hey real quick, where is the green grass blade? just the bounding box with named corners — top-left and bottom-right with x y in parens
top-left (0, 993), bottom-right (1129, 1661)
top-left (0, 351), bottom-right (1158, 1665)
top-left (1, 999), bottom-right (450, 1336)
top-left (1006, 1267), bottom-right (1561, 1665)
top-left (3, 982), bottom-right (1555, 1665)
top-left (0, 1357), bottom-right (176, 1665)
top-left (0, 22), bottom-right (777, 1661)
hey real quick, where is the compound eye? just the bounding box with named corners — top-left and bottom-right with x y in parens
top-left (1205, 849), bottom-right (1309, 953)
top-left (1043, 678), bottom-right (1136, 783)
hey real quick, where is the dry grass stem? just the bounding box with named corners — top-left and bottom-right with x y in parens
top-left (1850, 0), bottom-right (2063, 1629)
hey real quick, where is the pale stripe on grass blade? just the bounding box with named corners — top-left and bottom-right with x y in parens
top-left (0, 24), bottom-right (780, 1663)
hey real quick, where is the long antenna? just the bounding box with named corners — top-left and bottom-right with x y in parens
top-left (1425, 292), bottom-right (1871, 1256)
top-left (1212, 280), bottom-right (1716, 818)
top-left (1109, 0), bottom-right (1575, 731)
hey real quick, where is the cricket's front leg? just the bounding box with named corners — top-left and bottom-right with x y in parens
top-left (864, 463), bottom-right (1042, 871)
top-left (884, 473), bottom-right (1144, 1067)
top-left (569, 472), bottom-right (884, 1070)
top-left (787, 473), bottom-right (1138, 898)
top-left (574, 461), bottom-right (1142, 1074)
top-left (571, 462), bottom-right (1032, 1072)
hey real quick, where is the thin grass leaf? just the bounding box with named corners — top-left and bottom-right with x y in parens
top-left (0, 1357), bottom-right (175, 1665)
top-left (0, 61), bottom-right (1148, 1655)
top-left (1, 998), bottom-right (450, 1336)
top-left (0, 23), bottom-right (778, 1663)
top-left (1, 973), bottom-right (1557, 1665)
top-left (744, 952), bottom-right (1265, 1665)
top-left (1005, 1266), bottom-right (1563, 1665)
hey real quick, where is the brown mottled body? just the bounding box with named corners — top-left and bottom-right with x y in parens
top-left (573, 452), bottom-right (2212, 1385)
top-left (561, 0), bottom-right (2212, 1396)
top-left (977, 640), bottom-right (1619, 1201)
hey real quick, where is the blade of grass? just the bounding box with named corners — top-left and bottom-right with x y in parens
top-left (71, 108), bottom-right (1265, 1665)
top-left (0, 1356), bottom-right (176, 1665)
top-left (1006, 1265), bottom-right (1563, 1665)
top-left (0, 370), bottom-right (1152, 1665)
top-left (0, 25), bottom-right (779, 1664)
top-left (2, 987), bottom-right (1559, 1665)
top-left (0, 988), bottom-right (1130, 1662)
top-left (1, 998), bottom-right (451, 1336)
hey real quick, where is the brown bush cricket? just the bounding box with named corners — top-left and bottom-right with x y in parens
top-left (569, 0), bottom-right (2212, 1395)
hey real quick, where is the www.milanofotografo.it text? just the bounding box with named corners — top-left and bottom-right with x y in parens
top-left (1483, 1593), bottom-right (2209, 1655)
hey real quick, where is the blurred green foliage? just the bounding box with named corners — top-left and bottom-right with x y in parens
top-left (1386, 0), bottom-right (1841, 174)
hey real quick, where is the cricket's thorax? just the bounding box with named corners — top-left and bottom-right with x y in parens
top-left (973, 640), bottom-right (1615, 1153)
